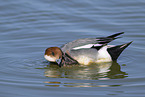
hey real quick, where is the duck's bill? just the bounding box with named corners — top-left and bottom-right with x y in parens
top-left (56, 58), bottom-right (62, 66)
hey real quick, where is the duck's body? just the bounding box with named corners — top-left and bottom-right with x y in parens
top-left (61, 43), bottom-right (112, 65)
top-left (44, 32), bottom-right (132, 67)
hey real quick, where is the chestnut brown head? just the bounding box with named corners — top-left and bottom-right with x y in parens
top-left (44, 47), bottom-right (63, 64)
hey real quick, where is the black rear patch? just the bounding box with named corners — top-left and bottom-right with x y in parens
top-left (107, 41), bottom-right (132, 60)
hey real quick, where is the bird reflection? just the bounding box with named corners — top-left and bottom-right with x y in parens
top-left (44, 62), bottom-right (128, 80)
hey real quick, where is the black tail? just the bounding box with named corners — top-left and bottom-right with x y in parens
top-left (107, 41), bottom-right (133, 61)
top-left (97, 32), bottom-right (124, 45)
top-left (107, 32), bottom-right (124, 38)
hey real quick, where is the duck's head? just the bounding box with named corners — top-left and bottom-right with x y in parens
top-left (44, 47), bottom-right (79, 67)
top-left (44, 47), bottom-right (63, 66)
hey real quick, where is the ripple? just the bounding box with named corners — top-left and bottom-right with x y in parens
top-left (43, 77), bottom-right (145, 88)
top-left (0, 0), bottom-right (145, 96)
top-left (0, 57), bottom-right (45, 87)
top-left (44, 81), bottom-right (121, 87)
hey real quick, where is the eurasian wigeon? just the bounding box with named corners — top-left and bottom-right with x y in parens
top-left (44, 32), bottom-right (132, 67)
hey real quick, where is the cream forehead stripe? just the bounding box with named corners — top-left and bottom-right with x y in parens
top-left (44, 55), bottom-right (56, 62)
top-left (72, 44), bottom-right (102, 50)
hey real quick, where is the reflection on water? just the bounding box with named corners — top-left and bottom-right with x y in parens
top-left (44, 81), bottom-right (121, 87)
top-left (43, 62), bottom-right (127, 87)
top-left (44, 62), bottom-right (127, 80)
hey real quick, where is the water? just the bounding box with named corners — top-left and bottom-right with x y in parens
top-left (0, 0), bottom-right (145, 97)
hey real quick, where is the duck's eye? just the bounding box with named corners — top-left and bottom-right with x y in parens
top-left (52, 52), bottom-right (55, 56)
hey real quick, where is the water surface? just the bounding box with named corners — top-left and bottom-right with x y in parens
top-left (0, 0), bottom-right (145, 97)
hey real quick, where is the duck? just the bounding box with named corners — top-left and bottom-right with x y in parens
top-left (44, 32), bottom-right (132, 67)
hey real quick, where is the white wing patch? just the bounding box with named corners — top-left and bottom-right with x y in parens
top-left (72, 44), bottom-right (103, 50)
